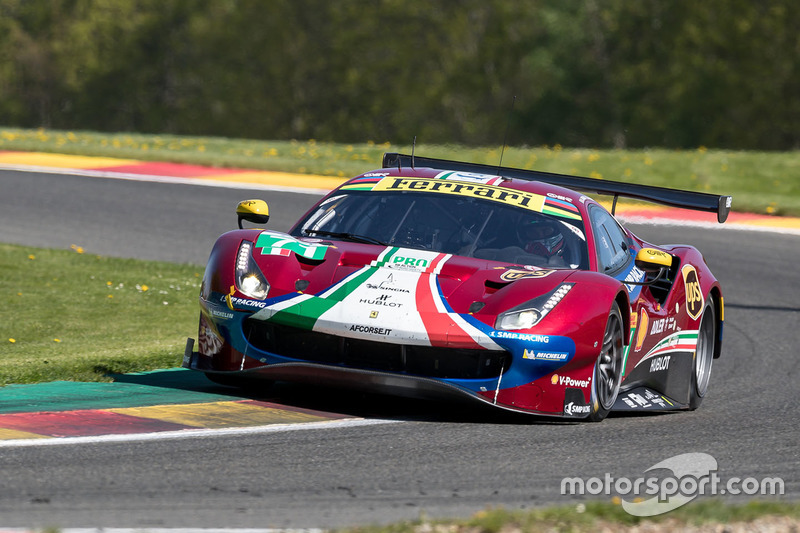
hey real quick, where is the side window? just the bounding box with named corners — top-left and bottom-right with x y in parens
top-left (589, 205), bottom-right (630, 274)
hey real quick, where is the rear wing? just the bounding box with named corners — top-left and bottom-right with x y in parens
top-left (382, 152), bottom-right (732, 223)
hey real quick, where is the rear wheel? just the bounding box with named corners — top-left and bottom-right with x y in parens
top-left (588, 302), bottom-right (625, 422)
top-left (689, 300), bottom-right (716, 410)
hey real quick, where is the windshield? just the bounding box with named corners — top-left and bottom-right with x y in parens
top-left (292, 190), bottom-right (589, 270)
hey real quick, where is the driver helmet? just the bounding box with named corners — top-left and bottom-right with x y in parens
top-left (519, 218), bottom-right (565, 257)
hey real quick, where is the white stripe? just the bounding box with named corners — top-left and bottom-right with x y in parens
top-left (448, 311), bottom-right (502, 350)
top-left (427, 272), bottom-right (450, 314)
top-left (0, 417), bottom-right (399, 449)
top-left (314, 269), bottom-right (432, 345)
top-left (429, 253), bottom-right (452, 275)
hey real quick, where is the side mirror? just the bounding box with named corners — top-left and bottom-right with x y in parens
top-left (635, 247), bottom-right (674, 273)
top-left (236, 199), bottom-right (270, 229)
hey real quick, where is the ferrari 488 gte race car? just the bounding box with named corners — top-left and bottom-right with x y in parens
top-left (184, 153), bottom-right (732, 421)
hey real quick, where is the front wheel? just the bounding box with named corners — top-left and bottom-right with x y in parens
top-left (689, 300), bottom-right (716, 410)
top-left (588, 302), bottom-right (625, 422)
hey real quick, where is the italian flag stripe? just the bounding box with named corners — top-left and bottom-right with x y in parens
top-left (415, 256), bottom-right (453, 347)
top-left (414, 253), bottom-right (487, 349)
top-left (634, 331), bottom-right (699, 369)
top-left (269, 266), bottom-right (377, 329)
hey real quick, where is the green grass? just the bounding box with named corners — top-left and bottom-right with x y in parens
top-left (2, 127), bottom-right (799, 216)
top-left (343, 500), bottom-right (800, 532)
top-left (0, 242), bottom-right (200, 386)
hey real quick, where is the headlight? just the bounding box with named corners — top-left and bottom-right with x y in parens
top-left (496, 309), bottom-right (541, 330)
top-left (235, 240), bottom-right (270, 299)
top-left (495, 283), bottom-right (573, 331)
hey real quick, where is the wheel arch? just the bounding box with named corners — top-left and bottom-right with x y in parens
top-left (561, 270), bottom-right (632, 347)
top-left (709, 285), bottom-right (724, 359)
top-left (614, 289), bottom-right (631, 346)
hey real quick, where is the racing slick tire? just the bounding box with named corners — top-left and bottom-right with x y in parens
top-left (689, 300), bottom-right (716, 410)
top-left (588, 302), bottom-right (625, 422)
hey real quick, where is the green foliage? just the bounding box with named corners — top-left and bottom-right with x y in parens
top-left (0, 1), bottom-right (798, 149)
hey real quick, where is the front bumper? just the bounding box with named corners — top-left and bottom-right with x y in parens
top-left (184, 338), bottom-right (574, 418)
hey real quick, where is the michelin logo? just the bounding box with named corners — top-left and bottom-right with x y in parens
top-left (523, 349), bottom-right (569, 362)
top-left (210, 309), bottom-right (235, 320)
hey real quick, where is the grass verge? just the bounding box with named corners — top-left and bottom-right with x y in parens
top-left (0, 242), bottom-right (200, 386)
top-left (345, 500), bottom-right (799, 532)
top-left (1, 127), bottom-right (799, 216)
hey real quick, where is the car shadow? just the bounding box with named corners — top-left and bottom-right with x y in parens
top-left (606, 409), bottom-right (680, 419)
top-left (108, 367), bottom-right (575, 426)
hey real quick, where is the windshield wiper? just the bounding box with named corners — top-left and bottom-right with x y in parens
top-left (303, 229), bottom-right (389, 246)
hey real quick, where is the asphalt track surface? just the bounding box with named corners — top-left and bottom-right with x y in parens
top-left (0, 169), bottom-right (798, 528)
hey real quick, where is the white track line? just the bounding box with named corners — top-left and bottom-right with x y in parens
top-left (0, 417), bottom-right (399, 449)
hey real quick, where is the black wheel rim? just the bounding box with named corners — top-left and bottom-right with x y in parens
top-left (594, 312), bottom-right (624, 411)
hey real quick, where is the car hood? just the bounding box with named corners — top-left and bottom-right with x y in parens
top-left (246, 231), bottom-right (576, 350)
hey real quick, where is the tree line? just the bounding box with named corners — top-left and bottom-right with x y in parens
top-left (1, 0), bottom-right (797, 150)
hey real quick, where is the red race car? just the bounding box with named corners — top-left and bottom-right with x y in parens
top-left (184, 153), bottom-right (731, 421)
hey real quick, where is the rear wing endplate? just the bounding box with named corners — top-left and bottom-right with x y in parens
top-left (382, 152), bottom-right (732, 223)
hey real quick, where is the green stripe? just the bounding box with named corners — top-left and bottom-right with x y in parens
top-left (340, 184), bottom-right (376, 191)
top-left (652, 331), bottom-right (699, 351)
top-left (268, 297), bottom-right (339, 330)
top-left (371, 246), bottom-right (400, 268)
top-left (543, 206), bottom-right (582, 220)
top-left (268, 266), bottom-right (379, 330)
top-left (324, 266), bottom-right (379, 301)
